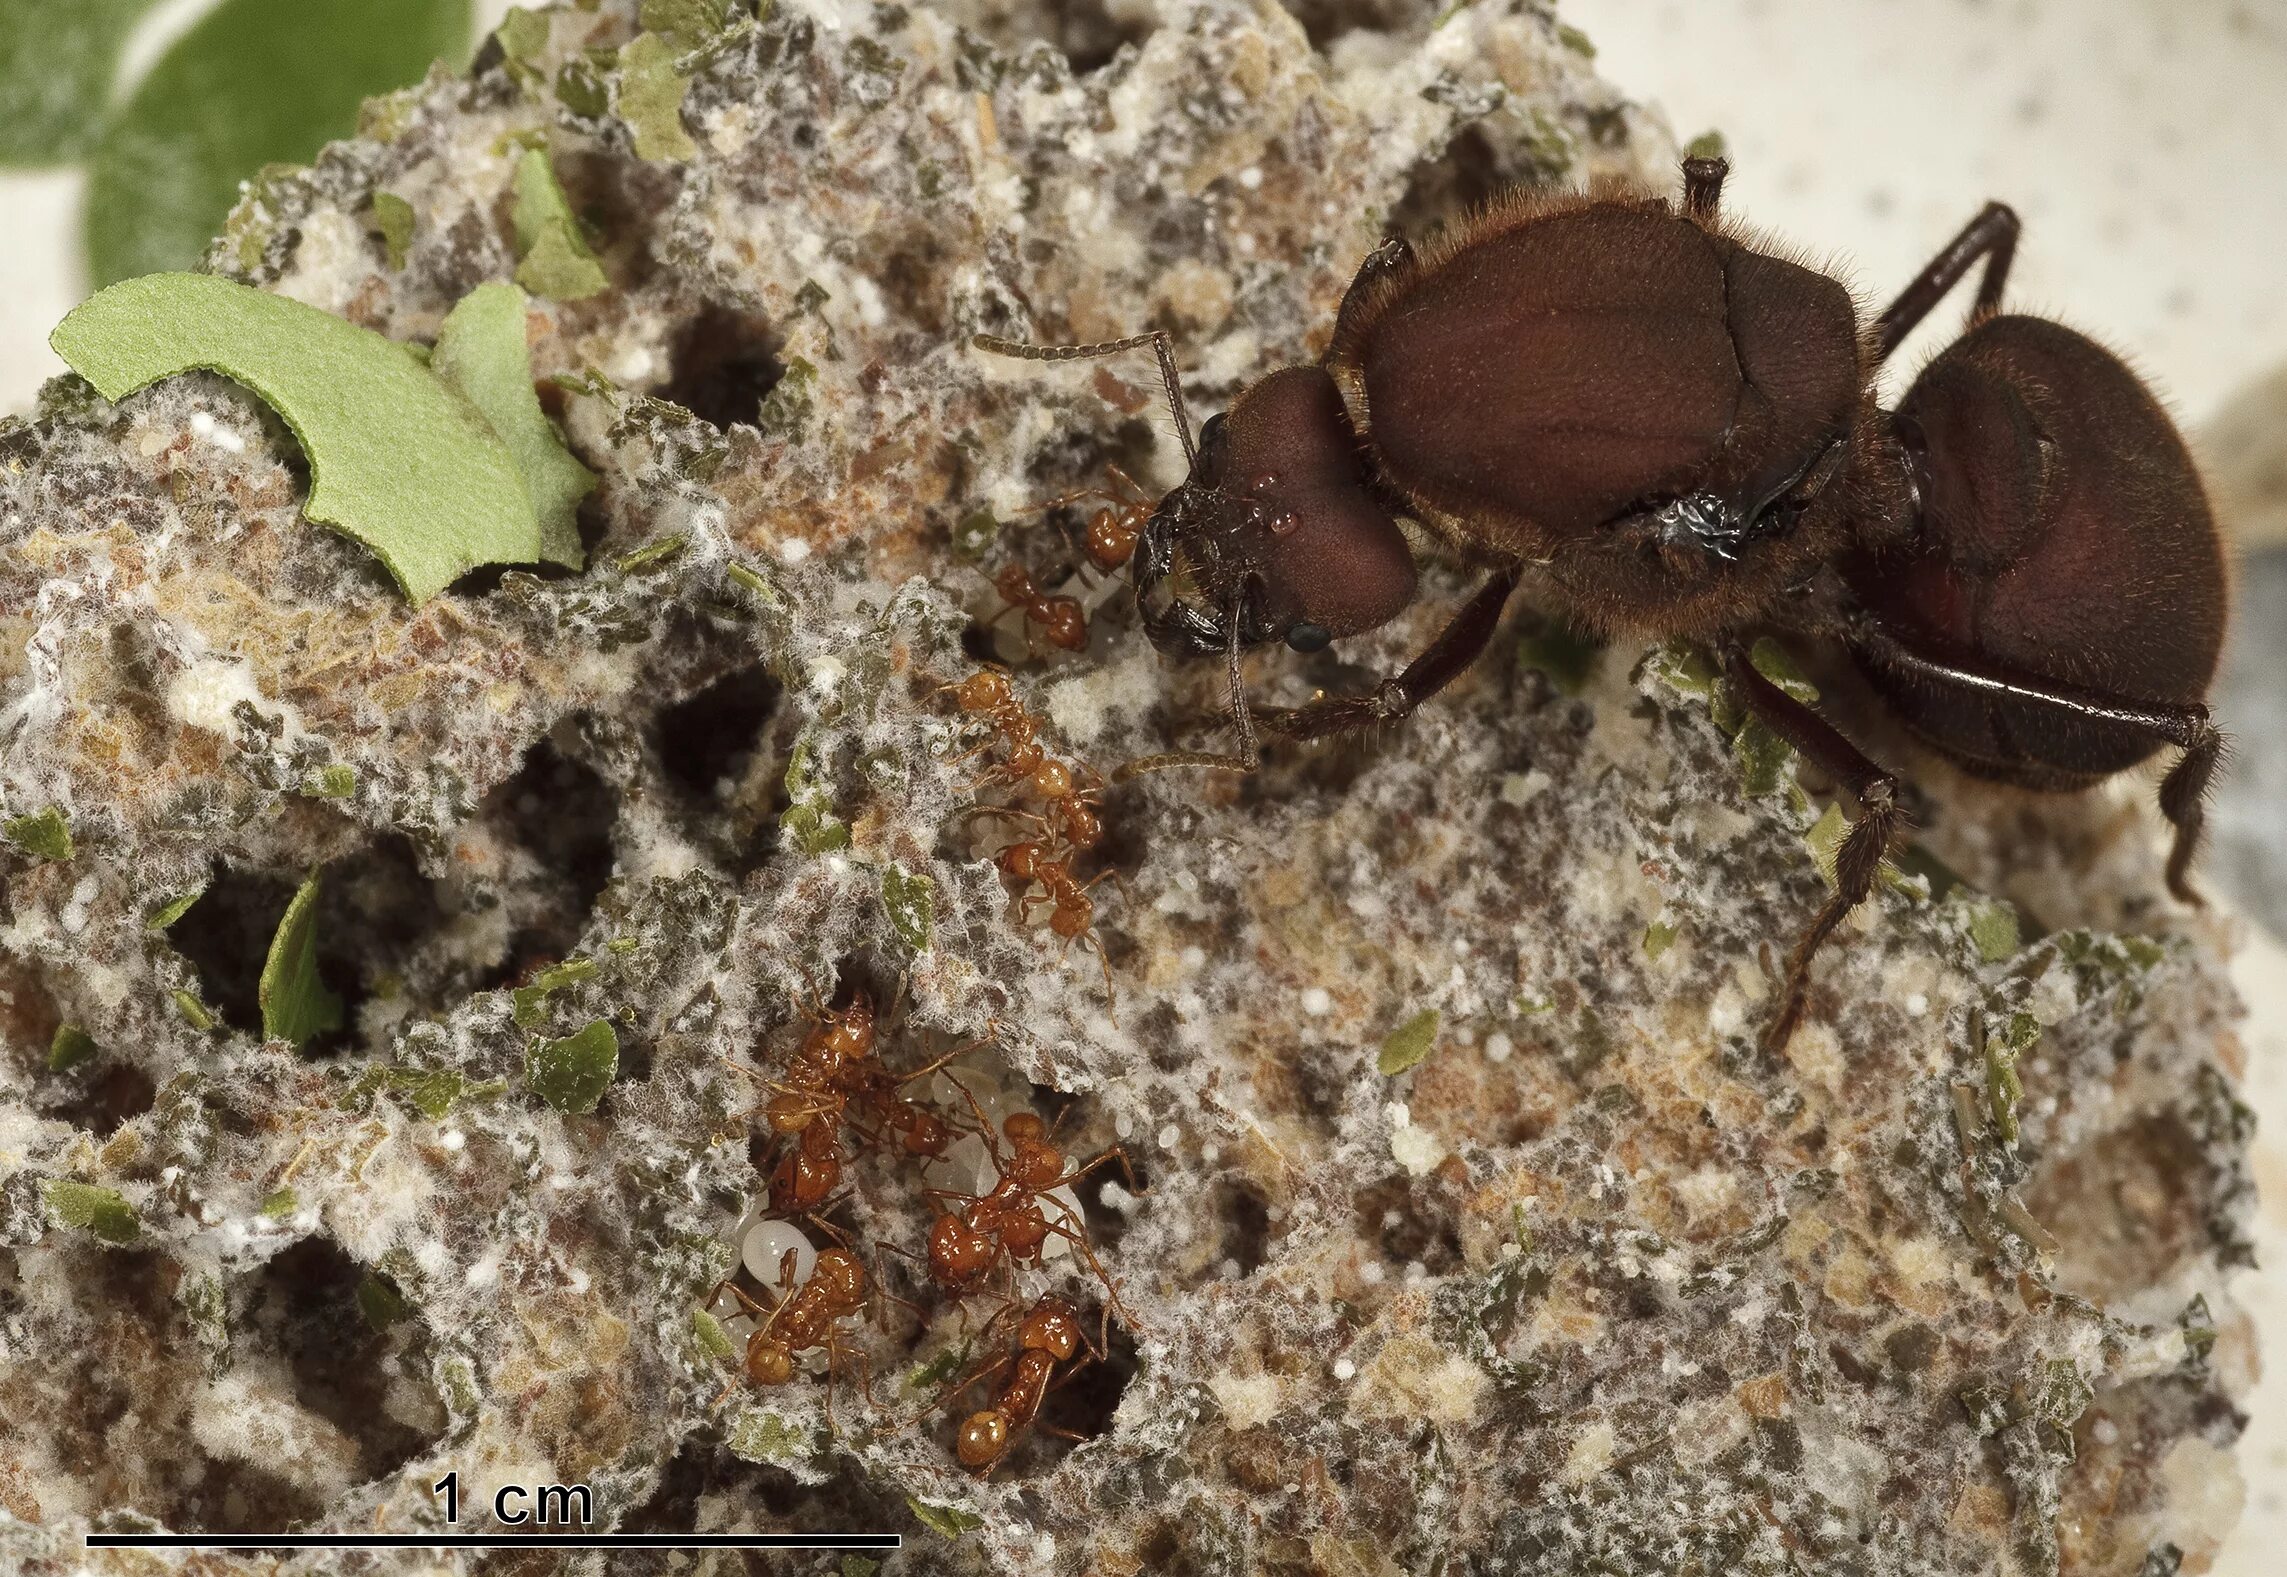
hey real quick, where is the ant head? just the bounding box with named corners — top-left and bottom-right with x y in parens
top-left (813, 1247), bottom-right (865, 1296)
top-left (1144, 367), bottom-right (1418, 655)
top-left (1024, 1299), bottom-right (1082, 1360)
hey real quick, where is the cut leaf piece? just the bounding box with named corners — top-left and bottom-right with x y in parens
top-left (511, 148), bottom-right (608, 300)
top-left (259, 869), bottom-right (344, 1048)
top-left (527, 1018), bottom-right (619, 1113)
top-left (1378, 1008), bottom-right (1440, 1076)
top-left (52, 272), bottom-right (544, 600)
top-left (83, 0), bottom-right (472, 284)
top-left (432, 282), bottom-right (593, 567)
top-left (3, 806), bottom-right (73, 860)
top-left (617, 32), bottom-right (697, 162)
top-left (0, 0), bottom-right (158, 166)
top-left (370, 191), bottom-right (415, 269)
top-left (49, 1024), bottom-right (99, 1073)
top-left (43, 1180), bottom-right (141, 1244)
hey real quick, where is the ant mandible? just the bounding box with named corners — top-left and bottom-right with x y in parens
top-left (977, 156), bottom-right (2226, 1053)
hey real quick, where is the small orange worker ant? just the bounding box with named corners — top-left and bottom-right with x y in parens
top-left (709, 1241), bottom-right (876, 1430)
top-left (944, 1295), bottom-right (1102, 1476)
top-left (920, 1087), bottom-right (1140, 1331)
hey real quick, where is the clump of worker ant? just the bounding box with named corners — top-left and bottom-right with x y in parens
top-left (939, 667), bottom-right (1123, 1005)
top-left (706, 983), bottom-right (1137, 1474)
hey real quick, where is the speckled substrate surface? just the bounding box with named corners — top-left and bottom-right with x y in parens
top-left (0, 2), bottom-right (2257, 1574)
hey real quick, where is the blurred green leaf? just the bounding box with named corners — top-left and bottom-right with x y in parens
top-left (84, 0), bottom-right (472, 285)
top-left (510, 147), bottom-right (607, 300)
top-left (616, 31), bottom-right (695, 161)
top-left (51, 272), bottom-right (544, 599)
top-left (0, 0), bottom-right (157, 165)
top-left (1378, 1008), bottom-right (1440, 1076)
top-left (431, 281), bottom-right (592, 567)
top-left (260, 868), bottom-right (343, 1048)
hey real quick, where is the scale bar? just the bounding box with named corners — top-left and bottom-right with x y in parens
top-left (88, 1534), bottom-right (900, 1550)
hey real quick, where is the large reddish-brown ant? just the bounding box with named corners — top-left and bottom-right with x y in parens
top-left (978, 156), bottom-right (2226, 1052)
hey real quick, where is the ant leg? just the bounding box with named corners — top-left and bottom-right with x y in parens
top-left (1722, 645), bottom-right (1903, 1055)
top-left (1059, 1143), bottom-right (1141, 1195)
top-left (1682, 155), bottom-right (1728, 221)
top-left (1332, 234), bottom-right (1416, 349)
top-left (1875, 202), bottom-right (2021, 362)
top-left (1250, 569), bottom-right (1521, 745)
top-left (1846, 622), bottom-right (2223, 903)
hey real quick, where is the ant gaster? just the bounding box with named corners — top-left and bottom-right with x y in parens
top-left (978, 157), bottom-right (2226, 1051)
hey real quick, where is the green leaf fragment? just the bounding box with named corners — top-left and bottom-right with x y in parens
top-left (52, 273), bottom-right (545, 601)
top-left (617, 32), bottom-right (697, 161)
top-left (49, 1024), bottom-right (99, 1073)
top-left (882, 865), bottom-right (936, 951)
top-left (556, 55), bottom-right (613, 117)
top-left (305, 763), bottom-right (358, 798)
top-left (1378, 1008), bottom-right (1441, 1076)
top-left (907, 1498), bottom-right (984, 1538)
top-left (432, 281), bottom-right (593, 567)
top-left (1644, 642), bottom-right (1719, 698)
top-left (691, 1307), bottom-right (737, 1360)
top-left (1555, 23), bottom-right (1596, 58)
top-left (642, 0), bottom-right (739, 52)
top-left (173, 989), bottom-right (217, 1031)
top-left (726, 562), bottom-right (779, 603)
top-left (260, 869), bottom-right (344, 1048)
top-left (1642, 918), bottom-right (1680, 960)
top-left (4, 806), bottom-right (73, 860)
top-left (1966, 900), bottom-right (2021, 963)
top-left (755, 356), bottom-right (817, 439)
top-left (1732, 716), bottom-right (1792, 797)
top-left (1685, 129), bottom-right (1730, 162)
top-left (614, 534), bottom-right (688, 573)
top-left (527, 1017), bottom-right (619, 1113)
top-left (726, 1407), bottom-right (817, 1465)
top-left (511, 957), bottom-right (599, 1026)
top-left (782, 732), bottom-right (850, 854)
top-left (44, 1179), bottom-right (142, 1243)
top-left (0, 0), bottom-right (157, 166)
top-left (496, 6), bottom-right (553, 63)
top-left (356, 1272), bottom-right (410, 1330)
top-left (371, 191), bottom-right (416, 270)
top-left (842, 1559), bottom-right (881, 1577)
top-left (84, 0), bottom-right (473, 284)
top-left (1748, 637), bottom-right (1818, 703)
top-left (951, 508), bottom-right (999, 561)
top-left (510, 147), bottom-right (609, 299)
top-left (261, 1187), bottom-right (298, 1218)
top-left (149, 887), bottom-right (204, 931)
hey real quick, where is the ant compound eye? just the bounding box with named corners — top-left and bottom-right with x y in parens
top-left (1285, 622), bottom-right (1333, 654)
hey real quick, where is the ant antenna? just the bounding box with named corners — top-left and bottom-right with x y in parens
top-left (972, 331), bottom-right (1198, 468)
